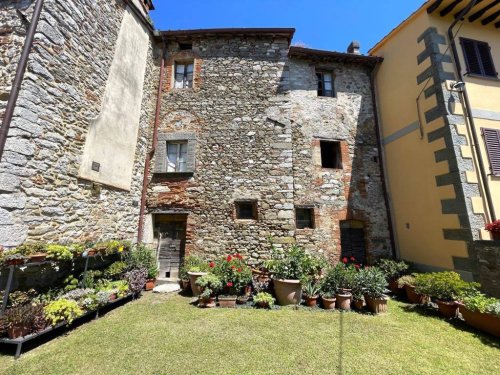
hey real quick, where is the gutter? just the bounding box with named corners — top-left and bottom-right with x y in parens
top-left (0, 0), bottom-right (44, 163)
top-left (137, 43), bottom-right (166, 243)
top-left (447, 0), bottom-right (497, 222)
top-left (370, 65), bottom-right (399, 260)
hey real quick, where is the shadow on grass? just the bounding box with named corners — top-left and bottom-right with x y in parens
top-left (401, 303), bottom-right (500, 349)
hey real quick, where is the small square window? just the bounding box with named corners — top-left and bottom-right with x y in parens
top-left (179, 42), bottom-right (192, 51)
top-left (174, 62), bottom-right (194, 89)
top-left (320, 141), bottom-right (342, 169)
top-left (296, 208), bottom-right (314, 229)
top-left (166, 141), bottom-right (188, 172)
top-left (316, 70), bottom-right (335, 97)
top-left (460, 38), bottom-right (497, 78)
top-left (235, 201), bottom-right (257, 220)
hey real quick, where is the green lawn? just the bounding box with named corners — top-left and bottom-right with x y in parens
top-left (1, 293), bottom-right (499, 375)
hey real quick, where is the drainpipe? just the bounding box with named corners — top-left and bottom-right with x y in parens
top-left (0, 0), bottom-right (44, 162)
top-left (370, 65), bottom-right (398, 260)
top-left (138, 43), bottom-right (166, 243)
top-left (447, 0), bottom-right (496, 222)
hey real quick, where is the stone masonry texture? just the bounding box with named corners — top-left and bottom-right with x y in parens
top-left (0, 0), bottom-right (158, 247)
top-left (147, 35), bottom-right (392, 264)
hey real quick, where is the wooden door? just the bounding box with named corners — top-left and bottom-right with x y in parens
top-left (340, 220), bottom-right (366, 264)
top-left (157, 221), bottom-right (186, 279)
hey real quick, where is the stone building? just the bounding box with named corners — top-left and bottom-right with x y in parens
top-left (144, 30), bottom-right (392, 279)
top-left (1, 1), bottom-right (392, 280)
top-left (0, 0), bottom-right (158, 247)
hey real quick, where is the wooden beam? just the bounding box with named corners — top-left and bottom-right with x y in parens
top-left (482, 9), bottom-right (500, 24)
top-left (469, 0), bottom-right (500, 21)
top-left (496, 20), bottom-right (500, 27)
top-left (455, 0), bottom-right (483, 18)
top-left (440, 0), bottom-right (464, 16)
top-left (427, 0), bottom-right (444, 14)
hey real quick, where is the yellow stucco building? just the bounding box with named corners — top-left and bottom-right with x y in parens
top-left (370, 0), bottom-right (500, 290)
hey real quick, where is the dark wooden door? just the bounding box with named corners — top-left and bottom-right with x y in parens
top-left (340, 221), bottom-right (366, 264)
top-left (157, 222), bottom-right (186, 279)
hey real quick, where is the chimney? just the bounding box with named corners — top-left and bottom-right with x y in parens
top-left (347, 41), bottom-right (361, 55)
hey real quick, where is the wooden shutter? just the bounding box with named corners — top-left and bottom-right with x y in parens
top-left (482, 128), bottom-right (500, 176)
top-left (477, 42), bottom-right (496, 77)
top-left (153, 141), bottom-right (167, 173)
top-left (461, 38), bottom-right (482, 75)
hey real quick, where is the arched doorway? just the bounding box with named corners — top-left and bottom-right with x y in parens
top-left (340, 220), bottom-right (366, 264)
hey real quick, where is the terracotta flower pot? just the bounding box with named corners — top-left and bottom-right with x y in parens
top-left (459, 304), bottom-right (500, 337)
top-left (87, 249), bottom-right (98, 257)
top-left (353, 298), bottom-right (365, 311)
top-left (237, 295), bottom-right (249, 305)
top-left (218, 296), bottom-right (237, 308)
top-left (200, 296), bottom-right (216, 308)
top-left (304, 295), bottom-right (318, 307)
top-left (273, 279), bottom-right (302, 306)
top-left (8, 326), bottom-right (30, 339)
top-left (256, 301), bottom-right (270, 309)
top-left (321, 296), bottom-right (336, 310)
top-left (388, 279), bottom-right (405, 296)
top-left (188, 271), bottom-right (208, 296)
top-left (28, 253), bottom-right (47, 263)
top-left (435, 300), bottom-right (458, 319)
top-left (252, 268), bottom-right (271, 283)
top-left (181, 279), bottom-right (190, 291)
top-left (405, 285), bottom-right (429, 304)
top-left (491, 231), bottom-right (500, 240)
top-left (145, 279), bottom-right (156, 291)
top-left (335, 293), bottom-right (352, 311)
top-left (5, 258), bottom-right (24, 266)
top-left (365, 295), bottom-right (388, 314)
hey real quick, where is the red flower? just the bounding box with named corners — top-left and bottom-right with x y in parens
top-left (231, 265), bottom-right (236, 269)
top-left (227, 255), bottom-right (232, 262)
top-left (342, 257), bottom-right (348, 263)
top-left (209, 262), bottom-right (215, 268)
top-left (350, 256), bottom-right (356, 261)
top-left (227, 282), bottom-right (233, 287)
top-left (237, 268), bottom-right (242, 272)
top-left (355, 264), bottom-right (360, 269)
top-left (235, 253), bottom-right (242, 259)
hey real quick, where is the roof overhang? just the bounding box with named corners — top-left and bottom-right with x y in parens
top-left (427, 0), bottom-right (500, 27)
top-left (159, 28), bottom-right (296, 44)
top-left (145, 0), bottom-right (155, 11)
top-left (289, 46), bottom-right (383, 67)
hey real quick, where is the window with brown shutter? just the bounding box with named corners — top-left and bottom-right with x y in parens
top-left (482, 128), bottom-right (500, 176)
top-left (460, 38), bottom-right (497, 78)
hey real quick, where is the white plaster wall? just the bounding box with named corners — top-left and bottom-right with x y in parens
top-left (79, 7), bottom-right (149, 190)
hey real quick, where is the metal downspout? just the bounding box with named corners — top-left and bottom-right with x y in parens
top-left (138, 44), bottom-right (166, 243)
top-left (447, 0), bottom-right (496, 221)
top-left (0, 0), bottom-right (44, 162)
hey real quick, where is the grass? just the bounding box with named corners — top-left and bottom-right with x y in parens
top-left (0, 293), bottom-right (499, 375)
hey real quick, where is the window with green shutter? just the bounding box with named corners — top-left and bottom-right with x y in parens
top-left (460, 38), bottom-right (497, 78)
top-left (482, 128), bottom-right (500, 176)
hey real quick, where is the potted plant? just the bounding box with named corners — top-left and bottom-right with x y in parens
top-left (399, 274), bottom-right (428, 304)
top-left (360, 267), bottom-right (388, 314)
top-left (145, 265), bottom-right (159, 291)
top-left (303, 281), bottom-right (321, 307)
top-left (13, 243), bottom-right (47, 263)
top-left (485, 219), bottom-right (500, 240)
top-left (4, 304), bottom-right (47, 339)
top-left (253, 292), bottom-right (275, 309)
top-left (415, 271), bottom-right (479, 319)
top-left (320, 263), bottom-right (354, 311)
top-left (195, 274), bottom-right (222, 308)
top-left (320, 291), bottom-right (336, 310)
top-left (179, 255), bottom-right (206, 291)
top-left (351, 271), bottom-right (365, 311)
top-left (214, 254), bottom-right (252, 308)
top-left (44, 299), bottom-right (84, 326)
top-left (46, 245), bottom-right (73, 262)
top-left (181, 256), bottom-right (210, 296)
top-left (375, 258), bottom-right (409, 294)
top-left (459, 294), bottom-right (500, 337)
top-left (265, 244), bottom-right (323, 306)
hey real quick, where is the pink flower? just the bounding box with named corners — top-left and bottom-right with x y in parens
top-left (227, 282), bottom-right (233, 287)
top-left (350, 256), bottom-right (356, 262)
top-left (342, 257), bottom-right (348, 264)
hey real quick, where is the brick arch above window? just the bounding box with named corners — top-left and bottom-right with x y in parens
top-left (165, 51), bottom-right (203, 91)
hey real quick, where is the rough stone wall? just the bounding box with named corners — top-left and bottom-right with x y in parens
top-left (473, 241), bottom-right (500, 297)
top-left (147, 35), bottom-right (392, 264)
top-left (0, 0), bottom-right (158, 247)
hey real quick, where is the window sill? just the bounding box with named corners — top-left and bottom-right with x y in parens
top-left (465, 73), bottom-right (499, 82)
top-left (296, 227), bottom-right (315, 231)
top-left (153, 172), bottom-right (194, 178)
top-left (235, 219), bottom-right (258, 223)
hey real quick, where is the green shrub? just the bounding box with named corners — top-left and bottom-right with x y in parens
top-left (44, 299), bottom-right (83, 325)
top-left (375, 258), bottom-right (409, 281)
top-left (358, 267), bottom-right (387, 298)
top-left (179, 255), bottom-right (209, 280)
top-left (414, 271), bottom-right (479, 302)
top-left (124, 244), bottom-right (157, 271)
top-left (463, 294), bottom-right (500, 316)
top-left (13, 242), bottom-right (46, 256)
top-left (265, 244), bottom-right (323, 282)
top-left (303, 280), bottom-right (321, 297)
top-left (213, 255), bottom-right (252, 295)
top-left (320, 263), bottom-right (357, 296)
top-left (46, 245), bottom-right (73, 261)
top-left (195, 274), bottom-right (222, 299)
top-left (105, 261), bottom-right (128, 280)
top-left (253, 292), bottom-right (275, 308)
top-left (397, 274), bottom-right (416, 288)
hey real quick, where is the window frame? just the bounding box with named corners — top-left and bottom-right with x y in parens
top-left (482, 128), bottom-right (500, 176)
top-left (166, 141), bottom-right (188, 173)
top-left (460, 38), bottom-right (497, 79)
top-left (320, 140), bottom-right (343, 169)
top-left (174, 61), bottom-right (194, 89)
top-left (316, 70), bottom-right (335, 97)
top-left (235, 200), bottom-right (258, 221)
top-left (295, 207), bottom-right (315, 229)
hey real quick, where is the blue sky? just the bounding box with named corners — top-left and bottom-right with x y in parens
top-left (150, 0), bottom-right (425, 53)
